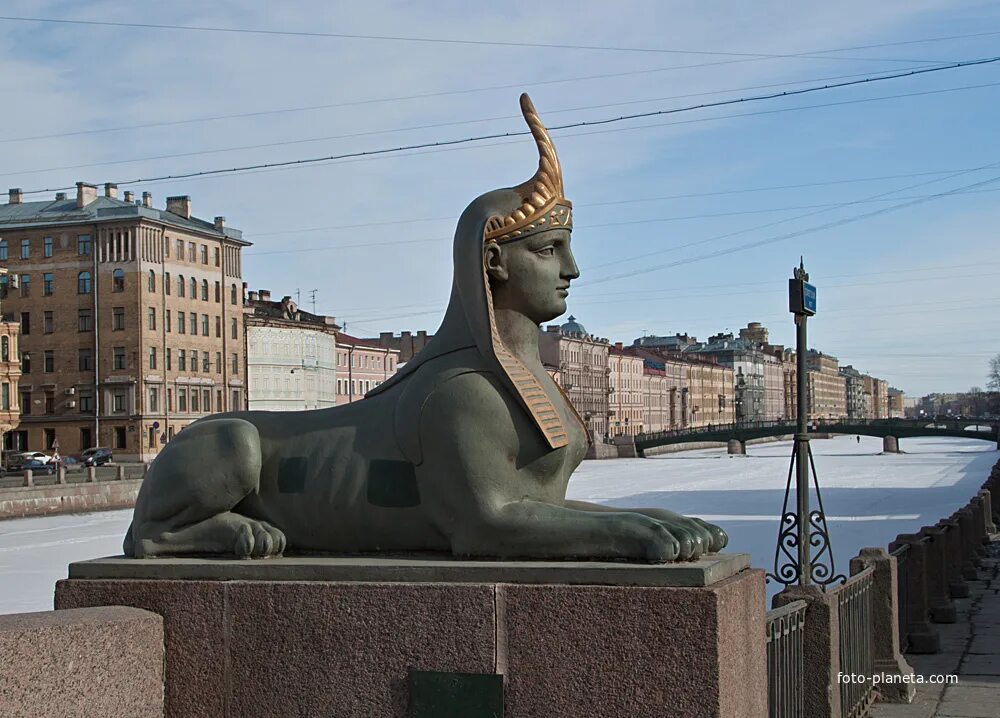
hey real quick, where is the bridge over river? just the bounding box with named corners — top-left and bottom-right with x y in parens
top-left (633, 418), bottom-right (1000, 457)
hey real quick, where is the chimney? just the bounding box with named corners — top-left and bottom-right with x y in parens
top-left (142, 191), bottom-right (152, 208)
top-left (7, 188), bottom-right (22, 204)
top-left (615, 342), bottom-right (623, 350)
top-left (166, 195), bottom-right (191, 219)
top-left (214, 216), bottom-right (225, 230)
top-left (123, 190), bottom-right (134, 203)
top-left (417, 330), bottom-right (427, 339)
top-left (104, 182), bottom-right (118, 199)
top-left (55, 192), bottom-right (66, 201)
top-left (380, 332), bottom-right (392, 341)
top-left (258, 289), bottom-right (271, 302)
top-left (76, 182), bottom-right (97, 208)
top-left (247, 291), bottom-right (258, 302)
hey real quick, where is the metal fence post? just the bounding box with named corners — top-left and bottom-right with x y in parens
top-left (849, 549), bottom-right (916, 703)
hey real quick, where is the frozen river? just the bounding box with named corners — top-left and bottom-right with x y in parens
top-left (0, 434), bottom-right (996, 614)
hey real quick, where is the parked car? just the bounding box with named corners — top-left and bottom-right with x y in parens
top-left (60, 456), bottom-right (84, 473)
top-left (5, 451), bottom-right (52, 471)
top-left (22, 458), bottom-right (56, 475)
top-left (81, 447), bottom-right (113, 467)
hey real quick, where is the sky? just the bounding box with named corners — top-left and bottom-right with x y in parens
top-left (1, 1), bottom-right (998, 396)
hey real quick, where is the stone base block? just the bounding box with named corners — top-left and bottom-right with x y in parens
top-left (0, 606), bottom-right (163, 717)
top-left (56, 553), bottom-right (765, 718)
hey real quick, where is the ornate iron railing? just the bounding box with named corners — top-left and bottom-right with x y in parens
top-left (835, 565), bottom-right (876, 718)
top-left (889, 542), bottom-right (909, 653)
top-left (766, 600), bottom-right (807, 718)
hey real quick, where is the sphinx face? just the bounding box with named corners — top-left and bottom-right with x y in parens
top-left (488, 228), bottom-right (579, 324)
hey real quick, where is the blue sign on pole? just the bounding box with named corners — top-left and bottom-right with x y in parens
top-left (803, 282), bottom-right (817, 314)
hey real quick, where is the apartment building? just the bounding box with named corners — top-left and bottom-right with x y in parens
top-left (246, 290), bottom-right (340, 411)
top-left (334, 334), bottom-right (400, 404)
top-left (539, 316), bottom-right (610, 439)
top-left (608, 343), bottom-right (644, 437)
top-left (805, 350), bottom-right (847, 420)
top-left (0, 267), bottom-right (22, 458)
top-left (0, 183), bottom-right (249, 460)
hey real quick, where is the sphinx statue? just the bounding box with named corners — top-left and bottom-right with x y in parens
top-left (124, 94), bottom-right (728, 561)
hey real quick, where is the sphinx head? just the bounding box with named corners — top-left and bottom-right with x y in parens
top-left (485, 227), bottom-right (579, 324)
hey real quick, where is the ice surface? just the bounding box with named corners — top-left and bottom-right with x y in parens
top-left (0, 435), bottom-right (995, 614)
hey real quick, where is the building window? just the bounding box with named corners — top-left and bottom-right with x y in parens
top-left (178, 388), bottom-right (187, 412)
top-left (78, 309), bottom-right (93, 332)
top-left (19, 274), bottom-right (29, 297)
top-left (217, 389), bottom-right (223, 411)
top-left (80, 426), bottom-right (92, 449)
top-left (112, 268), bottom-right (125, 292)
top-left (79, 393), bottom-right (93, 413)
top-left (166, 348), bottom-right (172, 370)
top-left (20, 239), bottom-right (30, 259)
top-left (178, 349), bottom-right (186, 371)
top-left (0, 239), bottom-right (6, 260)
top-left (1, 383), bottom-right (8, 411)
top-left (0, 336), bottom-right (6, 362)
top-left (20, 312), bottom-right (30, 336)
top-left (178, 312), bottom-right (185, 334)
top-left (230, 284), bottom-right (237, 305)
top-left (148, 307), bottom-right (156, 331)
top-left (202, 353), bottom-right (210, 373)
top-left (215, 352), bottom-right (221, 374)
top-left (79, 349), bottom-right (92, 371)
top-left (113, 393), bottom-right (125, 412)
top-left (43, 272), bottom-right (54, 295)
top-left (187, 242), bottom-right (195, 262)
top-left (214, 247), bottom-right (220, 267)
top-left (148, 270), bottom-right (156, 292)
top-left (165, 272), bottom-right (171, 295)
top-left (44, 350), bottom-right (54, 373)
top-left (43, 237), bottom-right (53, 258)
top-left (191, 389), bottom-right (200, 412)
top-left (203, 389), bottom-right (211, 412)
top-left (232, 353), bottom-right (239, 375)
top-left (112, 306), bottom-right (125, 331)
top-left (148, 388), bottom-right (159, 413)
top-left (78, 235), bottom-right (91, 256)
top-left (114, 426), bottom-right (126, 449)
top-left (113, 346), bottom-right (125, 370)
top-left (176, 239), bottom-right (184, 258)
top-left (215, 316), bottom-right (221, 337)
top-left (189, 312), bottom-right (197, 335)
top-left (200, 314), bottom-right (209, 336)
top-left (78, 271), bottom-right (92, 294)
top-left (190, 277), bottom-right (196, 298)
top-left (231, 389), bottom-right (240, 409)
top-left (148, 346), bottom-right (157, 370)
top-left (20, 351), bottom-right (29, 374)
top-left (0, 275), bottom-right (7, 299)
top-left (214, 281), bottom-right (220, 302)
top-left (167, 389), bottom-right (173, 412)
top-left (200, 245), bottom-right (208, 264)
top-left (178, 275), bottom-right (185, 297)
top-left (20, 390), bottom-right (30, 415)
top-left (44, 428), bottom-right (55, 448)
top-left (191, 350), bottom-right (198, 374)
top-left (231, 318), bottom-right (238, 339)
top-left (45, 393), bottom-right (54, 414)
top-left (201, 279), bottom-right (208, 301)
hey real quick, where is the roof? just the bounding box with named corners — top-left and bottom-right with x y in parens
top-left (336, 332), bottom-right (398, 352)
top-left (559, 315), bottom-right (588, 338)
top-left (0, 195), bottom-right (247, 244)
top-left (247, 297), bottom-right (340, 330)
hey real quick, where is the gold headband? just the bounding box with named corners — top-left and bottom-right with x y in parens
top-left (484, 93), bottom-right (573, 243)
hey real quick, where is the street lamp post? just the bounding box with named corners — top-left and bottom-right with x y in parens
top-left (767, 260), bottom-right (844, 589)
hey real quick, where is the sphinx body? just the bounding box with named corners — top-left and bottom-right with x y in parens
top-left (124, 94), bottom-right (727, 561)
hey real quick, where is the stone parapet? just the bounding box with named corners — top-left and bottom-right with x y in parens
top-left (0, 478), bottom-right (142, 520)
top-left (0, 606), bottom-right (163, 717)
top-left (56, 554), bottom-right (765, 718)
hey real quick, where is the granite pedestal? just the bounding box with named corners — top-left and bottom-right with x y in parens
top-left (56, 553), bottom-right (765, 718)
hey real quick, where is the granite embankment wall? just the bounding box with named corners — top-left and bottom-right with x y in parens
top-left (0, 478), bottom-right (143, 520)
top-left (642, 434), bottom-right (796, 457)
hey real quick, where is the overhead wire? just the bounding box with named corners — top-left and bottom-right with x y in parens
top-left (17, 54), bottom-right (1000, 196)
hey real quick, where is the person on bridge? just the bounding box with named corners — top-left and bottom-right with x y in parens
top-left (856, 435), bottom-right (861, 444)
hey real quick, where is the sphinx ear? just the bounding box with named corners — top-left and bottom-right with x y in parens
top-left (484, 241), bottom-right (509, 282)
